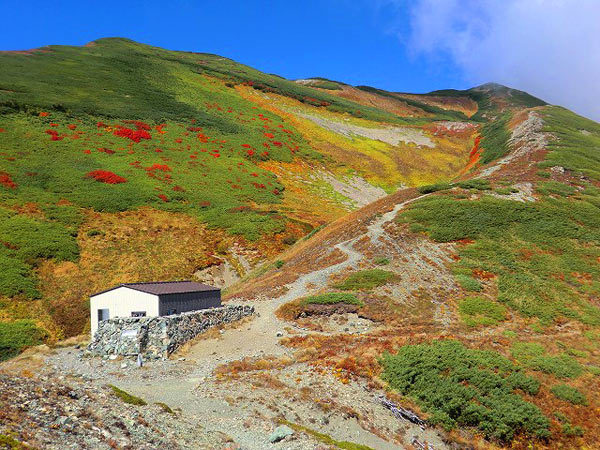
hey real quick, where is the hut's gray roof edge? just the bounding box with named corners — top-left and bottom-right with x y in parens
top-left (90, 281), bottom-right (220, 297)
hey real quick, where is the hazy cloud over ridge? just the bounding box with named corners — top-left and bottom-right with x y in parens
top-left (389, 0), bottom-right (600, 121)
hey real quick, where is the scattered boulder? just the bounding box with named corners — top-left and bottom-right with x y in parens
top-left (268, 425), bottom-right (294, 443)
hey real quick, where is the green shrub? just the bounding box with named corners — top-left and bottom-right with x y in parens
top-left (511, 343), bottom-right (583, 379)
top-left (335, 269), bottom-right (396, 290)
top-left (279, 420), bottom-right (373, 450)
top-left (417, 182), bottom-right (453, 194)
top-left (562, 423), bottom-right (584, 437)
top-left (455, 273), bottom-right (482, 292)
top-left (301, 292), bottom-right (363, 306)
top-left (373, 257), bottom-right (390, 266)
top-left (456, 179), bottom-right (491, 190)
top-left (550, 384), bottom-right (587, 405)
top-left (42, 204), bottom-right (83, 228)
top-left (479, 113), bottom-right (511, 164)
top-left (459, 296), bottom-right (507, 327)
top-left (0, 433), bottom-right (29, 449)
top-left (155, 402), bottom-right (175, 414)
top-left (274, 260), bottom-right (285, 269)
top-left (540, 106), bottom-right (600, 182)
top-left (380, 340), bottom-right (549, 441)
top-left (0, 320), bottom-right (47, 361)
top-left (398, 194), bottom-right (600, 325)
top-left (0, 207), bottom-right (79, 297)
top-left (494, 187), bottom-right (519, 195)
top-left (86, 229), bottom-right (104, 237)
top-left (109, 385), bottom-right (147, 406)
top-left (537, 181), bottom-right (577, 197)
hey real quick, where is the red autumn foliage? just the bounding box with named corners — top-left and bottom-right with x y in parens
top-left (67, 124), bottom-right (77, 130)
top-left (272, 141), bottom-right (282, 147)
top-left (251, 172), bottom-right (258, 177)
top-left (114, 127), bottom-right (151, 143)
top-left (157, 194), bottom-right (169, 202)
top-left (97, 147), bottom-right (115, 154)
top-left (0, 172), bottom-right (17, 189)
top-left (97, 121), bottom-right (107, 128)
top-left (246, 149), bottom-right (255, 157)
top-left (241, 144), bottom-right (252, 148)
top-left (39, 112), bottom-right (49, 117)
top-left (172, 185), bottom-right (185, 192)
top-left (0, 128), bottom-right (5, 132)
top-left (145, 163), bottom-right (171, 172)
top-left (86, 170), bottom-right (127, 184)
top-left (123, 120), bottom-right (151, 131)
top-left (83, 149), bottom-right (91, 154)
top-left (470, 136), bottom-right (481, 157)
top-left (264, 132), bottom-right (274, 138)
top-left (175, 138), bottom-right (182, 143)
top-left (45, 129), bottom-right (64, 141)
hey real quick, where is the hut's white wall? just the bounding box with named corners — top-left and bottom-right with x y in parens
top-left (90, 287), bottom-right (158, 336)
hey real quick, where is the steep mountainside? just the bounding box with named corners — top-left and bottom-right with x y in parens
top-left (0, 37), bottom-right (487, 343)
top-left (1, 37), bottom-right (599, 449)
top-left (231, 103), bottom-right (600, 448)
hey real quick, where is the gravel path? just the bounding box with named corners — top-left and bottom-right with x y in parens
top-left (35, 193), bottom-right (447, 449)
top-left (115, 194), bottom-right (443, 449)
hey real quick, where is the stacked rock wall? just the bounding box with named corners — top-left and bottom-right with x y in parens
top-left (87, 305), bottom-right (254, 359)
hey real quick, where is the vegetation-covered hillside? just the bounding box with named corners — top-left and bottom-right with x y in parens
top-left (0, 37), bottom-right (492, 346)
top-left (1, 37), bottom-right (599, 449)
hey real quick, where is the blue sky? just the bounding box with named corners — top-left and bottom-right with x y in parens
top-left (2, 0), bottom-right (598, 120)
top-left (0, 0), bottom-right (466, 93)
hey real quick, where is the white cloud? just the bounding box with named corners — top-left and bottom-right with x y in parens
top-left (394, 0), bottom-right (600, 121)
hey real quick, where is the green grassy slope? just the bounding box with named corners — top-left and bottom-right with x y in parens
top-left (390, 107), bottom-right (600, 444)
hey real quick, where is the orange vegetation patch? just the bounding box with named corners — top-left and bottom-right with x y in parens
top-left (35, 207), bottom-right (270, 337)
top-left (395, 93), bottom-right (478, 118)
top-left (457, 135), bottom-right (481, 176)
top-left (214, 356), bottom-right (293, 379)
top-left (0, 171), bottom-right (17, 189)
top-left (322, 85), bottom-right (430, 117)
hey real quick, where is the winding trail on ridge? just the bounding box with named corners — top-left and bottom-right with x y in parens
top-left (185, 193), bottom-right (431, 367)
top-left (113, 192), bottom-right (434, 449)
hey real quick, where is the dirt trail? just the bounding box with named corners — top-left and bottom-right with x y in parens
top-left (186, 194), bottom-right (428, 365)
top-left (113, 192), bottom-right (444, 449)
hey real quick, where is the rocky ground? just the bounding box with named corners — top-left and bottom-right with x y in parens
top-left (0, 188), bottom-right (456, 449)
top-left (0, 370), bottom-right (233, 449)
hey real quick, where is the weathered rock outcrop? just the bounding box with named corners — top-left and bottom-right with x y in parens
top-left (87, 305), bottom-right (254, 359)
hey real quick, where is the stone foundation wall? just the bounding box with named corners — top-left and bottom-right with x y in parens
top-left (87, 305), bottom-right (254, 359)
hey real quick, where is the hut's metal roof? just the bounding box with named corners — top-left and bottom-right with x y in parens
top-left (91, 281), bottom-right (219, 297)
